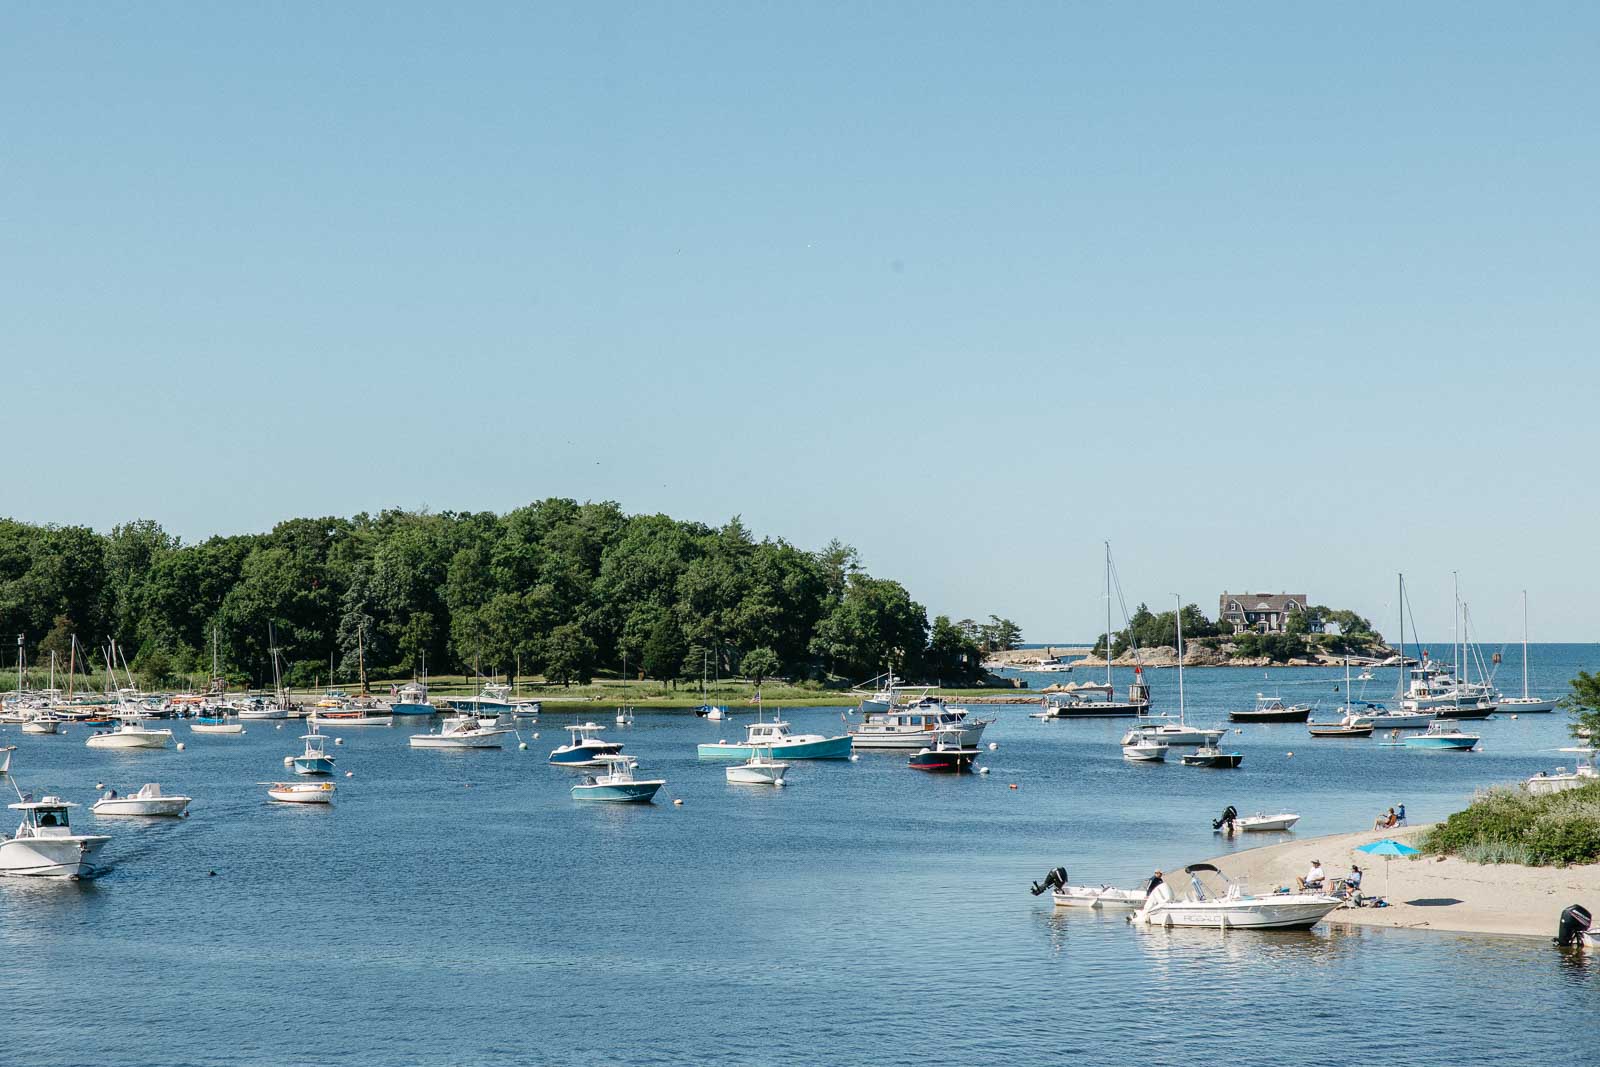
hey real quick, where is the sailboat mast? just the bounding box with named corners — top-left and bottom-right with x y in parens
top-left (1104, 542), bottom-right (1112, 689)
top-left (1174, 593), bottom-right (1186, 716)
top-left (1395, 573), bottom-right (1405, 703)
top-left (1522, 590), bottom-right (1530, 699)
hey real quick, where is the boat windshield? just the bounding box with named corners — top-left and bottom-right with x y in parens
top-left (32, 807), bottom-right (70, 829)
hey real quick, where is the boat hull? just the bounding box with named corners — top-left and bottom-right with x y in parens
top-left (268, 783), bottom-right (335, 803)
top-left (1308, 725), bottom-right (1374, 738)
top-left (1180, 753), bottom-right (1243, 768)
top-left (85, 731), bottom-right (171, 749)
top-left (1053, 887), bottom-right (1146, 909)
top-left (1229, 710), bottom-right (1309, 724)
top-left (293, 756), bottom-right (337, 774)
top-left (92, 797), bottom-right (190, 817)
top-left (1238, 815), bottom-right (1300, 832)
top-left (190, 723), bottom-right (245, 734)
top-left (1038, 701), bottom-right (1147, 719)
top-left (571, 780), bottom-right (664, 803)
top-left (1403, 736), bottom-right (1478, 750)
top-left (726, 763), bottom-right (788, 784)
top-left (410, 732), bottom-right (508, 749)
top-left (697, 735), bottom-right (852, 760)
top-left (0, 835), bottom-right (110, 879)
top-left (1137, 897), bottom-right (1340, 929)
top-left (549, 743), bottom-right (624, 765)
top-left (308, 714), bottom-right (393, 727)
top-left (1122, 745), bottom-right (1168, 762)
top-left (907, 750), bottom-right (978, 772)
top-left (1498, 697), bottom-right (1556, 713)
top-left (1434, 705), bottom-right (1496, 720)
top-left (849, 723), bottom-right (988, 749)
top-left (387, 702), bottom-right (436, 716)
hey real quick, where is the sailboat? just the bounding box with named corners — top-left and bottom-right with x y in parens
top-left (1498, 590), bottom-right (1555, 712)
top-left (1173, 597), bottom-right (1242, 769)
top-left (694, 650), bottom-right (728, 720)
top-left (1034, 543), bottom-right (1151, 719)
top-left (238, 627), bottom-right (295, 719)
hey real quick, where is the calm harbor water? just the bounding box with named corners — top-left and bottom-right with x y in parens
top-left (4, 645), bottom-right (1598, 1065)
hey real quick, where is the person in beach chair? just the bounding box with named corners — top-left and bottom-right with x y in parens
top-left (1395, 803), bottom-right (1407, 826)
top-left (1372, 807), bottom-right (1397, 830)
top-left (1333, 864), bottom-right (1363, 904)
top-left (1296, 859), bottom-right (1325, 892)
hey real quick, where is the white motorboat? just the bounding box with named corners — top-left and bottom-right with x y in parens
top-left (84, 721), bottom-right (174, 749)
top-left (1349, 705), bottom-right (1432, 730)
top-left (1120, 718), bottom-right (1224, 746)
top-left (307, 705), bottom-right (394, 727)
top-left (549, 722), bottom-right (625, 765)
top-left (1, 796), bottom-right (110, 879)
top-left (849, 696), bottom-right (991, 750)
top-left (1132, 863), bottom-right (1341, 930)
top-left (267, 781), bottom-right (335, 804)
top-left (571, 754), bottom-right (665, 803)
top-left (1526, 748), bottom-right (1599, 796)
top-left (1236, 811), bottom-right (1301, 832)
top-left (615, 706), bottom-right (635, 726)
top-left (91, 783), bottom-right (192, 817)
top-left (20, 715), bottom-right (61, 735)
top-left (1030, 867), bottom-right (1145, 909)
top-left (409, 714), bottom-right (512, 749)
top-left (1121, 739), bottom-right (1169, 762)
top-left (726, 745), bottom-right (788, 785)
top-left (190, 720), bottom-right (246, 735)
top-left (237, 700), bottom-right (293, 720)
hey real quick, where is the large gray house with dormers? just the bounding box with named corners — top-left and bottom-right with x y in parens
top-left (1218, 592), bottom-right (1310, 635)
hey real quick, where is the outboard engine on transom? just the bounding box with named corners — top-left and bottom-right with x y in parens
top-left (1212, 805), bottom-right (1238, 833)
top-left (1030, 867), bottom-right (1069, 896)
top-left (1554, 904), bottom-right (1592, 947)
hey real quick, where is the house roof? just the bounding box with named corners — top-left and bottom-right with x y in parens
top-left (1219, 592), bottom-right (1307, 613)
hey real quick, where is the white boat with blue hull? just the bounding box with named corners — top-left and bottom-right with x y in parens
top-left (1, 797), bottom-right (110, 879)
top-left (292, 732), bottom-right (336, 775)
top-left (698, 719), bottom-right (852, 760)
top-left (388, 680), bottom-right (436, 716)
top-left (549, 723), bottom-right (623, 766)
top-left (571, 755), bottom-right (665, 804)
top-left (1403, 721), bottom-right (1480, 750)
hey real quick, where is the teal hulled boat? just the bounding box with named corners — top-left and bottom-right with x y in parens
top-left (697, 719), bottom-right (852, 760)
top-left (571, 755), bottom-right (665, 804)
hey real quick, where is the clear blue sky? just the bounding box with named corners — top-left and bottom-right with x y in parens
top-left (4, 4), bottom-right (1596, 643)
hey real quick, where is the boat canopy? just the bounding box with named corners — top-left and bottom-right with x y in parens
top-left (1183, 863), bottom-right (1221, 875)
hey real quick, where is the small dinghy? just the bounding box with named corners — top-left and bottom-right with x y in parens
top-left (267, 781), bottom-right (335, 804)
top-left (91, 783), bottom-right (192, 817)
top-left (1030, 867), bottom-right (1146, 909)
top-left (1181, 743), bottom-right (1243, 769)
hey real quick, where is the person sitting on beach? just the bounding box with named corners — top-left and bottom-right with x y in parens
top-left (1337, 864), bottom-right (1363, 900)
top-left (1395, 803), bottom-right (1407, 826)
top-left (1373, 807), bottom-right (1397, 830)
top-left (1296, 860), bottom-right (1325, 891)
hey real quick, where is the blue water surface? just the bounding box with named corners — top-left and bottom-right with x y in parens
top-left (2, 645), bottom-right (1597, 1065)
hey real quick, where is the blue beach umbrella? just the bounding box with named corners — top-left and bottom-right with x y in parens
top-left (1355, 838), bottom-right (1421, 898)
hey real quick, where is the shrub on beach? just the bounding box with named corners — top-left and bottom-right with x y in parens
top-left (1422, 782), bottom-right (1600, 866)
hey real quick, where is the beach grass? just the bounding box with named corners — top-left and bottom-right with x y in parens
top-left (1421, 782), bottom-right (1600, 866)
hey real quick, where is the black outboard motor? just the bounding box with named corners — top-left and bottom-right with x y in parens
top-left (1211, 805), bottom-right (1238, 832)
top-left (1554, 904), bottom-right (1592, 947)
top-left (1030, 867), bottom-right (1069, 896)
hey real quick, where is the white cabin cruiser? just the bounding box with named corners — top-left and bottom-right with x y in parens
top-left (91, 783), bottom-right (192, 817)
top-left (1133, 864), bottom-right (1340, 930)
top-left (409, 714), bottom-right (513, 749)
top-left (84, 721), bottom-right (174, 749)
top-left (848, 698), bottom-right (991, 750)
top-left (1, 796), bottom-right (110, 879)
top-left (1120, 718), bottom-right (1224, 746)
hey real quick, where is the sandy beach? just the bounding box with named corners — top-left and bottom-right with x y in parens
top-left (1187, 824), bottom-right (1600, 939)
